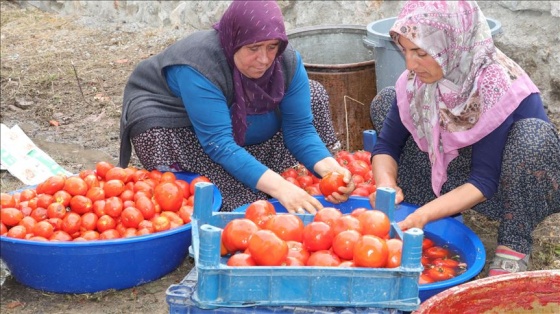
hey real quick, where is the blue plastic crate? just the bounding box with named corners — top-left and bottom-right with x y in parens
top-left (166, 268), bottom-right (402, 314)
top-left (185, 184), bottom-right (424, 312)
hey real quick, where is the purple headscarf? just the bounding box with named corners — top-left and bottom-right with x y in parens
top-left (213, 0), bottom-right (289, 146)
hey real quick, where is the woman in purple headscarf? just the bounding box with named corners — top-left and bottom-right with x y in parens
top-left (369, 0), bottom-right (559, 276)
top-left (119, 0), bottom-right (354, 212)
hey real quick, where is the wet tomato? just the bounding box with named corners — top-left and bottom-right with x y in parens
top-left (244, 199), bottom-right (276, 228)
top-left (189, 176), bottom-right (211, 195)
top-left (313, 207), bottom-right (343, 228)
top-left (1, 207), bottom-right (24, 226)
top-left (386, 238), bottom-right (403, 268)
top-left (332, 229), bottom-right (361, 260)
top-left (331, 214), bottom-right (362, 235)
top-left (357, 209), bottom-right (390, 238)
top-left (264, 214), bottom-right (304, 242)
top-left (247, 229), bottom-right (288, 266)
top-left (227, 253), bottom-right (257, 267)
top-left (425, 246), bottom-right (450, 260)
top-left (154, 182), bottom-right (183, 212)
top-left (302, 221), bottom-right (334, 252)
top-left (221, 218), bottom-right (259, 253)
top-left (306, 250), bottom-right (341, 267)
top-left (286, 240), bottom-right (310, 264)
top-left (353, 234), bottom-right (388, 268)
top-left (426, 265), bottom-right (455, 282)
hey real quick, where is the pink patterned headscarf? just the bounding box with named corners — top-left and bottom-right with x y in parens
top-left (390, 0), bottom-right (539, 196)
top-left (213, 0), bottom-right (288, 146)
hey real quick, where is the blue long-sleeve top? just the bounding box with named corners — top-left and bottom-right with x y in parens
top-left (164, 53), bottom-right (330, 191)
top-left (372, 93), bottom-right (549, 199)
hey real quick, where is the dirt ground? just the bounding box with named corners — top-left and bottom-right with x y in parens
top-left (1, 2), bottom-right (559, 314)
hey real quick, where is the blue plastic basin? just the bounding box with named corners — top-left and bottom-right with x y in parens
top-left (0, 171), bottom-right (222, 293)
top-left (235, 196), bottom-right (486, 302)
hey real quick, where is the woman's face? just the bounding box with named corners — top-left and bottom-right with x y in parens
top-left (398, 36), bottom-right (443, 84)
top-left (234, 39), bottom-right (280, 79)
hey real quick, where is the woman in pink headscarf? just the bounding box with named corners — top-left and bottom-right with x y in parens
top-left (119, 0), bottom-right (354, 213)
top-left (369, 0), bottom-right (559, 276)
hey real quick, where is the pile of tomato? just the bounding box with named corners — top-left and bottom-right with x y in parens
top-left (0, 161), bottom-right (211, 242)
top-left (281, 150), bottom-right (376, 197)
top-left (420, 237), bottom-right (467, 284)
top-left (221, 199), bottom-right (402, 268)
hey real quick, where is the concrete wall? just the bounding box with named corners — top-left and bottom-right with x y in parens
top-left (22, 0), bottom-right (560, 113)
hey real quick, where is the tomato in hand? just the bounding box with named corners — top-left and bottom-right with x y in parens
top-left (319, 172), bottom-right (346, 197)
top-left (247, 229), bottom-right (288, 266)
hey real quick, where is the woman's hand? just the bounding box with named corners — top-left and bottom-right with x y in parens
top-left (397, 210), bottom-right (429, 231)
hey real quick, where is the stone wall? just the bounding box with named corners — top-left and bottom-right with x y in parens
top-left (21, 0), bottom-right (560, 113)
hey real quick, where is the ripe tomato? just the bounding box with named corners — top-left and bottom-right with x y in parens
top-left (244, 199), bottom-right (276, 228)
top-left (50, 230), bottom-right (73, 241)
top-left (99, 229), bottom-right (121, 240)
top-left (103, 179), bottom-right (125, 198)
top-left (352, 150), bottom-right (372, 163)
top-left (283, 256), bottom-right (305, 266)
top-left (281, 168), bottom-right (298, 179)
top-left (19, 216), bottom-right (37, 233)
top-left (18, 189), bottom-right (37, 202)
top-left (425, 246), bottom-right (450, 260)
top-left (69, 195), bottom-right (93, 215)
top-left (1, 207), bottom-right (24, 226)
top-left (296, 175), bottom-right (314, 189)
top-left (178, 205), bottom-right (193, 224)
top-left (95, 161), bottom-right (114, 179)
top-left (302, 221), bottom-right (334, 252)
top-left (432, 257), bottom-right (460, 268)
top-left (174, 179), bottom-right (191, 199)
top-left (319, 172), bottom-right (346, 197)
top-left (37, 175), bottom-right (66, 195)
top-left (33, 220), bottom-right (55, 238)
top-left (331, 214), bottom-right (362, 235)
top-left (80, 212), bottom-right (99, 231)
top-left (422, 238), bottom-right (435, 250)
top-left (347, 160), bottom-right (371, 178)
top-left (160, 211), bottom-right (184, 226)
top-left (154, 182), bottom-right (183, 212)
top-left (264, 214), bottom-right (304, 242)
top-left (97, 214), bottom-right (117, 233)
top-left (334, 150), bottom-right (355, 166)
top-left (63, 176), bottom-right (88, 196)
top-left (36, 194), bottom-right (55, 209)
top-left (52, 190), bottom-right (72, 206)
top-left (62, 212), bottom-right (82, 236)
top-left (332, 229), bottom-right (361, 260)
top-left (1, 222), bottom-right (8, 235)
top-left (284, 176), bottom-right (301, 188)
top-left (313, 207), bottom-right (343, 228)
top-left (138, 220), bottom-right (154, 233)
top-left (7, 225), bottom-right (27, 239)
top-left (306, 250), bottom-right (341, 267)
top-left (339, 260), bottom-right (355, 267)
top-left (350, 207), bottom-right (368, 218)
top-left (189, 175), bottom-right (211, 195)
top-left (426, 265), bottom-right (456, 282)
top-left (247, 229), bottom-right (288, 266)
top-left (104, 196), bottom-right (124, 218)
top-left (47, 217), bottom-right (63, 231)
top-left (304, 184), bottom-right (322, 196)
top-left (286, 240), bottom-right (310, 264)
top-left (47, 202), bottom-right (68, 219)
top-left (386, 238), bottom-right (403, 268)
top-left (419, 273), bottom-right (435, 285)
top-left (351, 186), bottom-right (371, 197)
top-left (159, 171), bottom-right (176, 183)
top-left (151, 215), bottom-right (171, 232)
top-left (227, 253), bottom-right (257, 267)
top-left (1, 193), bottom-right (17, 208)
top-left (83, 173), bottom-right (100, 189)
top-left (353, 234), bottom-right (388, 268)
top-left (81, 230), bottom-right (100, 241)
top-left (104, 166), bottom-right (129, 183)
top-left (222, 218), bottom-right (259, 253)
top-left (135, 196), bottom-right (156, 220)
top-left (357, 209), bottom-right (390, 238)
top-left (30, 207), bottom-right (48, 222)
